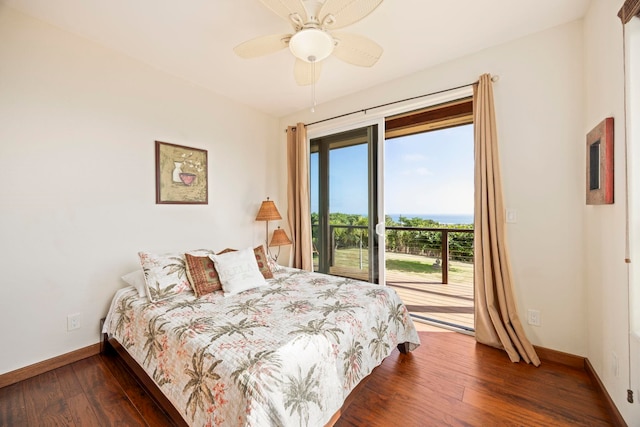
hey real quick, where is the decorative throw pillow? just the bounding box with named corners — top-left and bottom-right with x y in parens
top-left (184, 253), bottom-right (222, 297)
top-left (138, 252), bottom-right (193, 302)
top-left (253, 245), bottom-right (274, 279)
top-left (121, 270), bottom-right (147, 298)
top-left (209, 247), bottom-right (267, 296)
top-left (216, 246), bottom-right (273, 279)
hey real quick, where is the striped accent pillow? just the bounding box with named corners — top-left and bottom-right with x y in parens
top-left (184, 253), bottom-right (223, 297)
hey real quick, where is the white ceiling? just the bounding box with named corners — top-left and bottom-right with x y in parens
top-left (2, 0), bottom-right (591, 117)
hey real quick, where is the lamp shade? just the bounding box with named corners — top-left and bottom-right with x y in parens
top-left (270, 227), bottom-right (292, 247)
top-left (289, 28), bottom-right (334, 63)
top-left (255, 198), bottom-right (282, 221)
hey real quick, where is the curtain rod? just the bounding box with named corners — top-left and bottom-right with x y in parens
top-left (296, 75), bottom-right (499, 128)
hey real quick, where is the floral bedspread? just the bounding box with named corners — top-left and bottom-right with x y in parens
top-left (103, 267), bottom-right (420, 427)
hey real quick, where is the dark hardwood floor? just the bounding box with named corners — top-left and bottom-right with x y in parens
top-left (0, 331), bottom-right (616, 427)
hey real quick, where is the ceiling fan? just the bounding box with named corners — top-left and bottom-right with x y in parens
top-left (234, 0), bottom-right (384, 86)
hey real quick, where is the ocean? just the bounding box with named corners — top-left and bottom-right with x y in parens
top-left (387, 213), bottom-right (473, 225)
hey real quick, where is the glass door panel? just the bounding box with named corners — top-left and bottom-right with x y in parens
top-left (310, 125), bottom-right (379, 283)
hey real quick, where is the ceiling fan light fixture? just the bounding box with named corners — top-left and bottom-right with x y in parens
top-left (289, 28), bottom-right (334, 63)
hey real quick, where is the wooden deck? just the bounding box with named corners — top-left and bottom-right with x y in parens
top-left (385, 269), bottom-right (474, 332)
top-left (329, 253), bottom-right (475, 332)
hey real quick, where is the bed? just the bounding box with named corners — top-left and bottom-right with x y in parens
top-left (102, 249), bottom-right (420, 427)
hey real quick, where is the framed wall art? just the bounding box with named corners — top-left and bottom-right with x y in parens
top-left (155, 141), bottom-right (208, 204)
top-left (585, 117), bottom-right (614, 205)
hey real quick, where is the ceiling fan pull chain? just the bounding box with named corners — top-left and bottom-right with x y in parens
top-left (311, 58), bottom-right (317, 112)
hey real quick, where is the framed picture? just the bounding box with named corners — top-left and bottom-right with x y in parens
top-left (585, 117), bottom-right (614, 205)
top-left (155, 141), bottom-right (208, 204)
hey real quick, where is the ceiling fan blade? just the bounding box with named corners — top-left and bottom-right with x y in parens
top-left (332, 32), bottom-right (382, 66)
top-left (294, 59), bottom-right (322, 85)
top-left (258, 0), bottom-right (308, 25)
top-left (319, 0), bottom-right (383, 29)
top-left (233, 33), bottom-right (291, 58)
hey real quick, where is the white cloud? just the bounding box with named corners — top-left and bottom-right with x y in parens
top-left (401, 153), bottom-right (428, 163)
top-left (414, 167), bottom-right (431, 176)
top-left (399, 167), bottom-right (432, 177)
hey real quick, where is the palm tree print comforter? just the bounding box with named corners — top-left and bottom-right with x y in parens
top-left (103, 267), bottom-right (421, 427)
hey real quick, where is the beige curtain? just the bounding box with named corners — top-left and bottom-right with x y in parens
top-left (618, 0), bottom-right (640, 23)
top-left (473, 74), bottom-right (540, 366)
top-left (286, 123), bottom-right (313, 270)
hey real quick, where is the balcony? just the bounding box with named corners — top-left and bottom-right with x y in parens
top-left (313, 224), bottom-right (474, 332)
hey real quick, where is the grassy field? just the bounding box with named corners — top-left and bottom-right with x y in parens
top-left (319, 248), bottom-right (473, 285)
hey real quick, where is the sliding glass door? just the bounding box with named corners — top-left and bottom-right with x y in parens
top-left (310, 125), bottom-right (381, 283)
top-left (306, 89), bottom-right (476, 333)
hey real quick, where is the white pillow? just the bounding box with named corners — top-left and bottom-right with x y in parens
top-left (209, 247), bottom-right (267, 296)
top-left (121, 270), bottom-right (147, 298)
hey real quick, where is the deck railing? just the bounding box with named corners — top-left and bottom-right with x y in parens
top-left (314, 224), bottom-right (474, 285)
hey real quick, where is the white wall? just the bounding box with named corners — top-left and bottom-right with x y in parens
top-left (584, 0), bottom-right (640, 424)
top-left (282, 21), bottom-right (588, 356)
top-left (0, 6), bottom-right (282, 374)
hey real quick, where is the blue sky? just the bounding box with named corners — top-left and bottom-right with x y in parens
top-left (311, 124), bottom-right (474, 216)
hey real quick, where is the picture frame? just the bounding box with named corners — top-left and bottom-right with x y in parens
top-left (155, 141), bottom-right (208, 204)
top-left (585, 117), bottom-right (614, 205)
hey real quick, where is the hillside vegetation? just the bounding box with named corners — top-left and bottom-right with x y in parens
top-left (311, 213), bottom-right (474, 262)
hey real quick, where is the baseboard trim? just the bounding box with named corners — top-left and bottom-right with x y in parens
top-left (584, 358), bottom-right (628, 427)
top-left (534, 345), bottom-right (626, 426)
top-left (533, 345), bottom-right (585, 370)
top-left (0, 343), bottom-right (101, 389)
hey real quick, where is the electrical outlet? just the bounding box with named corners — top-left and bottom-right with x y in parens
top-left (612, 352), bottom-right (619, 377)
top-left (67, 313), bottom-right (81, 331)
top-left (527, 309), bottom-right (541, 326)
top-left (506, 209), bottom-right (518, 223)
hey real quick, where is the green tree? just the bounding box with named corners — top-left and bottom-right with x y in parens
top-left (311, 212), bottom-right (474, 262)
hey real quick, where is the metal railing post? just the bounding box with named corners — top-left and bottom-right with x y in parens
top-left (330, 225), bottom-right (334, 267)
top-left (359, 231), bottom-right (363, 270)
top-left (441, 230), bottom-right (449, 284)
